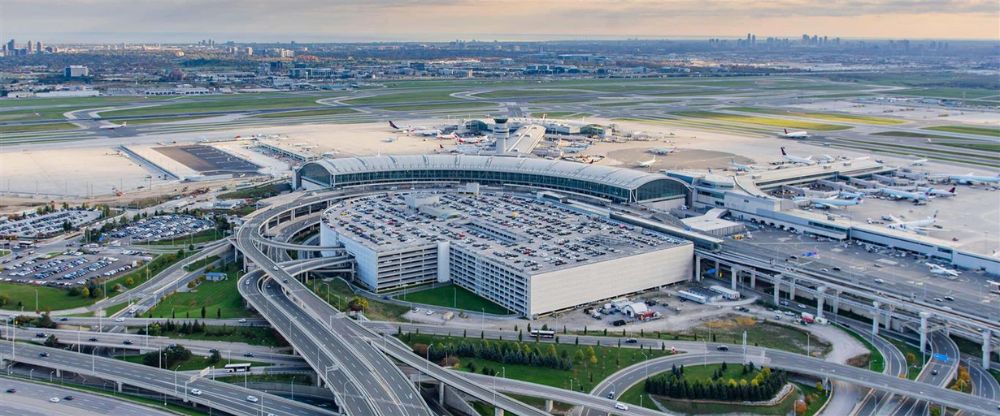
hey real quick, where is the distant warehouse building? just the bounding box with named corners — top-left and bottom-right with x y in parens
top-left (319, 191), bottom-right (693, 318)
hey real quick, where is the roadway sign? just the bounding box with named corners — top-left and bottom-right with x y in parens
top-left (932, 353), bottom-right (950, 362)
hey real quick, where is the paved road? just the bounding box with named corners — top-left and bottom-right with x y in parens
top-left (0, 342), bottom-right (337, 416)
top-left (839, 319), bottom-right (909, 416)
top-left (890, 331), bottom-right (961, 416)
top-left (0, 376), bottom-right (176, 416)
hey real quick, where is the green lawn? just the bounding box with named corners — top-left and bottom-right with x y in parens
top-left (990, 369), bottom-right (1000, 385)
top-left (893, 87), bottom-right (998, 100)
top-left (310, 278), bottom-right (409, 321)
top-left (939, 142), bottom-right (1000, 153)
top-left (183, 255), bottom-right (220, 272)
top-left (473, 89), bottom-right (584, 99)
top-left (148, 325), bottom-right (285, 347)
top-left (678, 318), bottom-right (831, 357)
top-left (100, 94), bottom-right (344, 117)
top-left (399, 333), bottom-right (673, 393)
top-left (673, 111), bottom-right (851, 131)
top-left (617, 364), bottom-right (806, 415)
top-left (146, 269), bottom-right (251, 319)
top-left (102, 252), bottom-right (191, 295)
top-left (118, 353), bottom-right (272, 371)
top-left (0, 282), bottom-right (96, 311)
top-left (103, 115), bottom-right (210, 125)
top-left (215, 373), bottom-right (312, 385)
top-left (726, 107), bottom-right (905, 125)
top-left (888, 339), bottom-right (927, 380)
top-left (924, 125), bottom-right (1000, 138)
top-left (872, 131), bottom-right (959, 140)
top-left (0, 122), bottom-right (79, 134)
top-left (380, 102), bottom-right (496, 111)
top-left (252, 107), bottom-right (358, 118)
top-left (396, 284), bottom-right (512, 315)
top-left (836, 324), bottom-right (885, 373)
top-left (342, 90), bottom-right (463, 106)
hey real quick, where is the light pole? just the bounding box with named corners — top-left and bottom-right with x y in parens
top-left (426, 345), bottom-right (433, 374)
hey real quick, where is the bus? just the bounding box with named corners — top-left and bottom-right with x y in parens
top-left (224, 363), bottom-right (252, 373)
top-left (528, 329), bottom-right (555, 339)
top-left (989, 280), bottom-right (1000, 295)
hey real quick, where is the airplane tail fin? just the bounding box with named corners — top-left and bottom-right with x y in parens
top-left (784, 129), bottom-right (788, 134)
top-left (388, 121), bottom-right (399, 130)
top-left (780, 147), bottom-right (787, 156)
top-left (948, 186), bottom-right (956, 194)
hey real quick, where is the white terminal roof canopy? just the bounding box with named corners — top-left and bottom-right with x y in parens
top-left (310, 154), bottom-right (672, 190)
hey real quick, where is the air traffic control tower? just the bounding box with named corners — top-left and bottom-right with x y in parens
top-left (492, 117), bottom-right (509, 154)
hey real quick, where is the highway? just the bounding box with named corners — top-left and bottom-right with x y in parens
top-left (0, 342), bottom-right (337, 416)
top-left (367, 321), bottom-right (1000, 414)
top-left (840, 319), bottom-right (909, 416)
top-left (0, 376), bottom-right (175, 416)
top-left (890, 331), bottom-right (960, 416)
top-left (235, 189), bottom-right (552, 416)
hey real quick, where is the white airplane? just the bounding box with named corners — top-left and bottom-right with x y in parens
top-left (730, 158), bottom-right (760, 172)
top-left (388, 120), bottom-right (441, 136)
top-left (636, 157), bottom-right (656, 168)
top-left (435, 132), bottom-right (460, 140)
top-left (879, 187), bottom-right (929, 202)
top-left (798, 196), bottom-right (863, 209)
top-left (886, 211), bottom-right (938, 233)
top-left (926, 263), bottom-right (960, 278)
top-left (945, 173), bottom-right (1000, 185)
top-left (779, 129), bottom-right (810, 139)
top-left (648, 147), bottom-right (676, 155)
top-left (100, 121), bottom-right (127, 130)
top-left (780, 147), bottom-right (814, 165)
top-left (918, 186), bottom-right (957, 198)
top-left (908, 157), bottom-right (929, 166)
top-left (456, 135), bottom-right (487, 144)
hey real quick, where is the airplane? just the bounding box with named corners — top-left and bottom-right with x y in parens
top-left (918, 186), bottom-right (957, 198)
top-left (797, 196), bottom-right (863, 209)
top-left (944, 173), bottom-right (1000, 185)
top-left (779, 129), bottom-right (810, 139)
top-left (729, 158), bottom-right (760, 172)
top-left (388, 120), bottom-right (440, 136)
top-left (100, 121), bottom-right (126, 130)
top-left (456, 135), bottom-right (487, 144)
top-left (636, 157), bottom-right (656, 168)
top-left (908, 157), bottom-right (929, 166)
top-left (435, 132), bottom-right (460, 140)
top-left (886, 211), bottom-right (938, 233)
top-left (879, 187), bottom-right (929, 202)
top-left (648, 147), bottom-right (676, 155)
top-left (780, 147), bottom-right (814, 165)
top-left (926, 263), bottom-right (960, 278)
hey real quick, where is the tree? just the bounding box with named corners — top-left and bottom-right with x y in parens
top-left (125, 277), bottom-right (134, 287)
top-left (43, 334), bottom-right (60, 347)
top-left (208, 349), bottom-right (222, 365)
top-left (201, 306), bottom-right (207, 319)
top-left (217, 308), bottom-right (221, 319)
top-left (905, 352), bottom-right (917, 366)
top-left (348, 296), bottom-right (368, 312)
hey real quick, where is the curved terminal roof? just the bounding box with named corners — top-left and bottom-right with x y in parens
top-left (297, 154), bottom-right (689, 203)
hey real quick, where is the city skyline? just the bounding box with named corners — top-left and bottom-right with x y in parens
top-left (2, 0), bottom-right (998, 43)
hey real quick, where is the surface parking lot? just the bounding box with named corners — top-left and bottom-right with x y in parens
top-left (1, 249), bottom-right (149, 287)
top-left (0, 209), bottom-right (101, 238)
top-left (155, 144), bottom-right (260, 175)
top-left (107, 214), bottom-right (213, 243)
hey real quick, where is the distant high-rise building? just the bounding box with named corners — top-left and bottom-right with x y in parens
top-left (64, 65), bottom-right (90, 78)
top-left (245, 47), bottom-right (253, 56)
top-left (6, 39), bottom-right (15, 53)
top-left (26, 40), bottom-right (33, 54)
top-left (35, 41), bottom-right (44, 54)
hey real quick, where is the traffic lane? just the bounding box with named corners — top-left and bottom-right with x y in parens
top-left (241, 272), bottom-right (376, 416)
top-left (261, 279), bottom-right (422, 416)
top-left (968, 360), bottom-right (999, 400)
top-left (0, 343), bottom-right (335, 416)
top-left (0, 377), bottom-right (175, 416)
top-left (461, 372), bottom-right (665, 416)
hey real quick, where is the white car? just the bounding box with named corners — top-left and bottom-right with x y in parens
top-left (190, 388), bottom-right (202, 396)
top-left (238, 318), bottom-right (247, 323)
top-left (49, 397), bottom-right (60, 403)
top-left (614, 402), bottom-right (629, 410)
top-left (246, 395), bottom-right (259, 403)
top-left (114, 317), bottom-right (125, 322)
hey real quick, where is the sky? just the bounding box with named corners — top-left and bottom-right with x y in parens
top-left (2, 0), bottom-right (998, 43)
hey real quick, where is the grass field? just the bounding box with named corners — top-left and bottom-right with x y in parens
top-left (678, 317), bottom-right (831, 357)
top-left (102, 251), bottom-right (191, 296)
top-left (103, 115), bottom-right (210, 125)
top-left (617, 364), bottom-right (807, 415)
top-left (146, 269), bottom-right (250, 319)
top-left (473, 89), bottom-right (585, 99)
top-left (924, 125), bottom-right (1000, 138)
top-left (396, 284), bottom-right (512, 315)
top-left (888, 339), bottom-right (927, 380)
top-left (893, 88), bottom-right (998, 100)
top-left (939, 142), bottom-right (1000, 153)
top-left (399, 333), bottom-right (673, 393)
top-left (872, 131), bottom-right (960, 140)
top-left (149, 325), bottom-right (284, 347)
top-left (0, 122), bottom-right (79, 134)
top-left (342, 90), bottom-right (463, 106)
top-left (726, 106), bottom-right (905, 125)
top-left (215, 373), bottom-right (313, 385)
top-left (0, 282), bottom-right (96, 311)
top-left (252, 107), bottom-right (359, 118)
top-left (101, 94), bottom-right (343, 117)
top-left (310, 278), bottom-right (409, 321)
top-left (381, 102), bottom-right (496, 111)
top-left (144, 229), bottom-right (224, 246)
top-left (837, 324), bottom-right (885, 373)
top-left (673, 111), bottom-right (851, 131)
top-left (118, 353), bottom-right (272, 371)
top-left (990, 369), bottom-right (1000, 384)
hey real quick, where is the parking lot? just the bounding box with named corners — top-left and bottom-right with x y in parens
top-left (107, 214), bottom-right (214, 243)
top-left (0, 249), bottom-right (150, 287)
top-left (0, 209), bottom-right (101, 238)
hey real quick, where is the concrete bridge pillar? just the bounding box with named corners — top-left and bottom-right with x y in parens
top-left (919, 312), bottom-right (931, 353)
top-left (438, 383), bottom-right (445, 404)
top-left (731, 267), bottom-right (738, 290)
top-left (55, 369), bottom-right (61, 378)
top-left (116, 381), bottom-right (123, 392)
top-left (750, 271), bottom-right (757, 289)
top-left (788, 278), bottom-right (796, 300)
top-left (831, 291), bottom-right (840, 316)
top-left (871, 301), bottom-right (880, 336)
top-left (494, 408), bottom-right (504, 416)
top-left (983, 329), bottom-right (993, 369)
top-left (693, 256), bottom-right (702, 282)
top-left (773, 276), bottom-right (782, 305)
top-left (544, 399), bottom-right (554, 412)
top-left (816, 286), bottom-right (827, 319)
top-left (884, 306), bottom-right (893, 330)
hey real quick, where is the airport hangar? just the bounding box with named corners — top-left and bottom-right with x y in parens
top-left (296, 154), bottom-right (694, 317)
